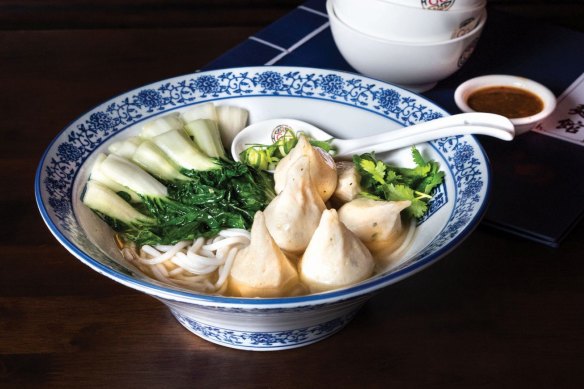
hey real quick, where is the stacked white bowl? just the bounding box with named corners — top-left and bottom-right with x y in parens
top-left (328, 0), bottom-right (488, 92)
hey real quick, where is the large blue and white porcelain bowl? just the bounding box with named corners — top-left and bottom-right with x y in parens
top-left (35, 66), bottom-right (490, 351)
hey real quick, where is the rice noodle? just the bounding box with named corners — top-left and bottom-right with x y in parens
top-left (218, 229), bottom-right (251, 238)
top-left (202, 236), bottom-right (250, 252)
top-left (124, 228), bottom-right (250, 293)
top-left (214, 247), bottom-right (238, 290)
top-left (138, 241), bottom-right (191, 265)
top-left (122, 215), bottom-right (417, 295)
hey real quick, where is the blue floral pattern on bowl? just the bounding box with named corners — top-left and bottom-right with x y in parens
top-left (35, 66), bottom-right (490, 350)
top-left (172, 308), bottom-right (358, 350)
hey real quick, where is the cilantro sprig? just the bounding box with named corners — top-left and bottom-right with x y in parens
top-left (353, 147), bottom-right (445, 220)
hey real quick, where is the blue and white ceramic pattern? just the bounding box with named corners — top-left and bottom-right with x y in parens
top-left (35, 66), bottom-right (491, 351)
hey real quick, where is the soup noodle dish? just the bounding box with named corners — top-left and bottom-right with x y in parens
top-left (36, 66), bottom-right (491, 350)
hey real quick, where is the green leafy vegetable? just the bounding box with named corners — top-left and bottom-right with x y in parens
top-left (87, 158), bottom-right (275, 247)
top-left (353, 146), bottom-right (445, 219)
top-left (167, 159), bottom-right (275, 232)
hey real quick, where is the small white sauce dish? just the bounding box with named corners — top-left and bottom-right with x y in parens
top-left (454, 75), bottom-right (557, 135)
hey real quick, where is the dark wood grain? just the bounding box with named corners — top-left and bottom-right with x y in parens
top-left (1, 2), bottom-right (583, 388)
top-left (0, 0), bottom-right (305, 29)
top-left (1, 1), bottom-right (582, 31)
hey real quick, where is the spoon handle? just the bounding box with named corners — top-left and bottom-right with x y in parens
top-left (334, 112), bottom-right (514, 157)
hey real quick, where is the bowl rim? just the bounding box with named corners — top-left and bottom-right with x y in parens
top-left (327, 0), bottom-right (487, 47)
top-left (454, 74), bottom-right (557, 126)
top-left (335, 0), bottom-right (487, 15)
top-left (35, 65), bottom-right (492, 307)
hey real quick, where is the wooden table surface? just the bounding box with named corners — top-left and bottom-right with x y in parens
top-left (2, 2), bottom-right (584, 388)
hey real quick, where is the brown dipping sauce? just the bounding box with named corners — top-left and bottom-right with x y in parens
top-left (467, 86), bottom-right (544, 119)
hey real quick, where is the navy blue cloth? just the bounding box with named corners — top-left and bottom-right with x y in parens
top-left (205, 1), bottom-right (584, 247)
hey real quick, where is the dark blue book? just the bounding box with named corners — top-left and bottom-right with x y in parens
top-left (205, 0), bottom-right (584, 247)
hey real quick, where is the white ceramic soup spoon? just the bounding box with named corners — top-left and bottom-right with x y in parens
top-left (231, 112), bottom-right (514, 164)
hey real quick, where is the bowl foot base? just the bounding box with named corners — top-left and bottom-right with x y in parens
top-left (170, 308), bottom-right (360, 351)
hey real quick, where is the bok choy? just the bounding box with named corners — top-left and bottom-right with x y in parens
top-left (82, 103), bottom-right (276, 247)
